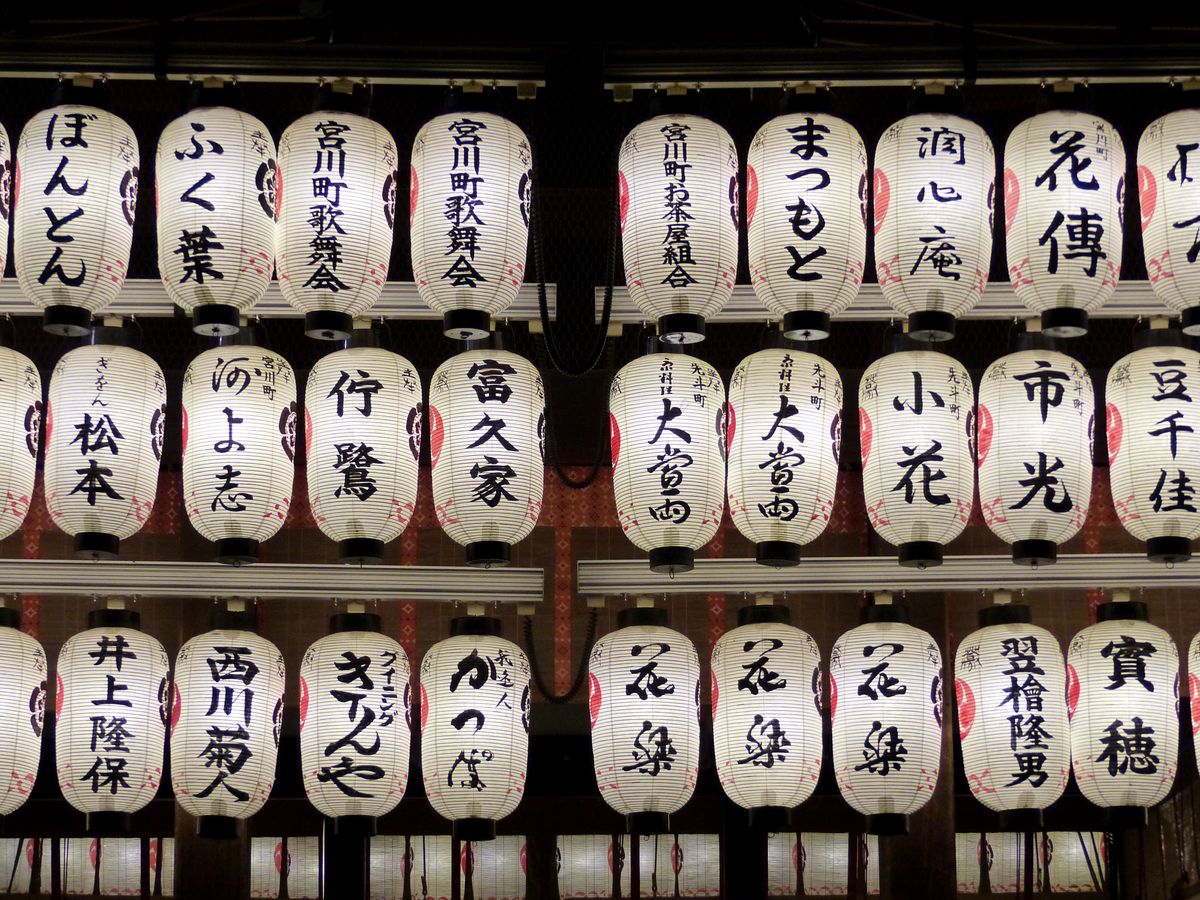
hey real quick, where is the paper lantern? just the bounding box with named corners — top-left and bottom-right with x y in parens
top-left (305, 341), bottom-right (421, 563)
top-left (746, 111), bottom-right (867, 340)
top-left (858, 347), bottom-right (974, 567)
top-left (609, 349), bottom-right (725, 574)
top-left (1068, 601), bottom-right (1178, 825)
top-left (0, 609), bottom-right (46, 817)
top-left (56, 608), bottom-right (168, 832)
top-left (977, 344), bottom-right (1093, 564)
top-left (1107, 337), bottom-right (1200, 562)
top-left (156, 104), bottom-right (277, 335)
top-left (830, 605), bottom-right (943, 834)
top-left (955, 603), bottom-right (1069, 828)
top-left (300, 613), bottom-right (410, 834)
top-left (0, 345), bottom-right (42, 542)
top-left (464, 835), bottom-right (527, 900)
top-left (556, 834), bottom-right (631, 899)
top-left (369, 835), bottom-right (452, 900)
top-left (14, 104), bottom-right (137, 336)
top-left (726, 348), bottom-right (841, 566)
top-left (429, 348), bottom-right (544, 566)
top-left (250, 836), bottom-right (320, 899)
top-left (181, 343), bottom-right (296, 564)
top-left (1005, 110), bottom-right (1125, 337)
top-left (619, 114), bottom-right (738, 343)
top-left (710, 604), bottom-right (822, 825)
top-left (276, 108), bottom-right (398, 340)
top-left (411, 111), bottom-right (532, 339)
top-left (420, 617), bottom-right (531, 841)
top-left (171, 613), bottom-right (286, 837)
top-left (874, 112), bottom-right (995, 341)
top-left (1044, 832), bottom-right (1107, 893)
top-left (44, 338), bottom-right (165, 559)
top-left (0, 124), bottom-right (12, 283)
top-left (589, 607), bottom-right (701, 834)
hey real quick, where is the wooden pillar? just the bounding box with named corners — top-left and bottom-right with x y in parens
top-left (322, 820), bottom-right (367, 900)
top-left (172, 806), bottom-right (248, 900)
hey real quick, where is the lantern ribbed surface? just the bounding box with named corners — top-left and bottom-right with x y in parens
top-left (56, 623), bottom-right (169, 818)
top-left (1004, 111), bottom-right (1125, 331)
top-left (0, 345), bottom-right (42, 541)
top-left (155, 106), bottom-right (277, 326)
top-left (1139, 110), bottom-right (1200, 330)
top-left (609, 352), bottom-right (725, 573)
top-left (588, 623), bottom-right (701, 826)
top-left (858, 349), bottom-right (974, 562)
top-left (955, 620), bottom-right (1069, 814)
top-left (420, 632), bottom-right (530, 830)
top-left (276, 111), bottom-right (398, 335)
top-left (1068, 616), bottom-right (1178, 809)
top-left (746, 112), bottom-right (867, 334)
top-left (300, 629), bottom-right (410, 820)
top-left (181, 345), bottom-right (296, 556)
top-left (0, 123), bottom-right (12, 280)
top-left (556, 835), bottom-right (631, 898)
top-left (710, 618), bottom-right (823, 811)
top-left (429, 348), bottom-right (544, 564)
top-left (618, 114), bottom-right (738, 342)
top-left (873, 113), bottom-right (995, 334)
top-left (726, 349), bottom-right (841, 561)
top-left (0, 624), bottom-right (46, 816)
top-left (830, 620), bottom-right (943, 822)
top-left (306, 346), bottom-right (421, 556)
top-left (44, 344), bottom-right (165, 552)
top-left (1107, 345), bottom-right (1200, 554)
top-left (14, 105), bottom-right (138, 327)
top-left (410, 112), bottom-right (532, 337)
top-left (172, 628), bottom-right (286, 821)
top-left (977, 348), bottom-right (1093, 559)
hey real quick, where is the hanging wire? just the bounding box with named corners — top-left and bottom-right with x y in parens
top-left (521, 606), bottom-right (599, 703)
top-left (542, 398), bottom-right (608, 490)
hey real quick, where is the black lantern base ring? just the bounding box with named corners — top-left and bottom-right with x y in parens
top-left (191, 303), bottom-right (241, 337)
top-left (748, 806), bottom-right (791, 831)
top-left (305, 310), bottom-right (353, 342)
top-left (649, 546), bottom-right (694, 575)
top-left (1041, 307), bottom-right (1089, 338)
top-left (466, 541), bottom-right (511, 568)
top-left (443, 309), bottom-right (492, 341)
top-left (865, 813), bottom-right (908, 836)
top-left (74, 532), bottom-right (120, 560)
top-left (907, 310), bottom-right (956, 342)
top-left (1148, 535), bottom-right (1191, 564)
top-left (333, 815), bottom-right (378, 838)
top-left (1012, 539), bottom-right (1057, 566)
top-left (897, 541), bottom-right (942, 568)
top-left (1103, 806), bottom-right (1148, 830)
top-left (452, 817), bottom-right (496, 842)
top-left (657, 313), bottom-right (706, 345)
top-left (756, 541), bottom-right (801, 568)
top-left (339, 538), bottom-right (385, 565)
top-left (626, 812), bottom-right (670, 835)
top-left (197, 816), bottom-right (241, 840)
top-left (998, 808), bottom-right (1044, 831)
top-left (1183, 306), bottom-right (1200, 336)
top-left (86, 811), bottom-right (131, 836)
top-left (215, 538), bottom-right (259, 566)
top-left (782, 310), bottom-right (831, 342)
top-left (43, 305), bottom-right (92, 337)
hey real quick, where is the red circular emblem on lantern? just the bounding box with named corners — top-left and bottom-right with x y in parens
top-left (955, 678), bottom-right (976, 739)
top-left (871, 168), bottom-right (890, 235)
top-left (710, 670), bottom-right (719, 716)
top-left (858, 409), bottom-right (873, 465)
top-left (609, 413), bottom-right (621, 468)
top-left (618, 170), bottom-right (630, 233)
top-left (1138, 165), bottom-right (1157, 232)
top-left (420, 683), bottom-right (429, 730)
top-left (724, 403), bottom-right (736, 449)
top-left (1106, 402), bottom-right (1123, 463)
top-left (829, 674), bottom-right (838, 720)
top-left (1189, 673), bottom-right (1200, 735)
top-left (1066, 663), bottom-right (1080, 720)
top-left (975, 403), bottom-right (993, 467)
top-left (428, 405), bottom-right (444, 469)
top-left (745, 164), bottom-right (759, 228)
top-left (303, 407), bottom-right (313, 458)
top-left (1003, 168), bottom-right (1019, 235)
top-left (55, 673), bottom-right (63, 716)
top-left (409, 164), bottom-right (419, 226)
top-left (588, 672), bottom-right (602, 730)
top-left (170, 683), bottom-right (181, 736)
top-left (298, 676), bottom-right (309, 731)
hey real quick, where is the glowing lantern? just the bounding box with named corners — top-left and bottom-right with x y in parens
top-left (0, 607), bottom-right (46, 817)
top-left (0, 344), bottom-right (43, 541)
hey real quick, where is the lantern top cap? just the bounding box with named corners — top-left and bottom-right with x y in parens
top-left (737, 604), bottom-right (791, 627)
top-left (86, 607), bottom-right (141, 630)
top-left (618, 606), bottom-right (669, 629)
top-left (329, 612), bottom-right (382, 634)
top-left (450, 616), bottom-right (503, 638)
top-left (1096, 600), bottom-right (1150, 623)
top-left (978, 604), bottom-right (1032, 628)
top-left (210, 606), bottom-right (257, 632)
top-left (862, 597), bottom-right (908, 624)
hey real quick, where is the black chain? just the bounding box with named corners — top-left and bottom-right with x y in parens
top-left (521, 606), bottom-right (598, 704)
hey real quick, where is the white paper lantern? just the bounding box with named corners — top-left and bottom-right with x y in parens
top-left (0, 611), bottom-right (46, 817)
top-left (171, 618), bottom-right (286, 836)
top-left (830, 607), bottom-right (943, 834)
top-left (181, 343), bottom-right (296, 564)
top-left (45, 340), bottom-right (165, 559)
top-left (0, 124), bottom-right (12, 284)
top-left (411, 111), bottom-right (532, 340)
top-left (1005, 110), bottom-right (1125, 337)
top-left (368, 835), bottom-right (451, 900)
top-left (276, 109), bottom-right (398, 340)
top-left (465, 835), bottom-right (526, 900)
top-left (1068, 601), bottom-right (1178, 823)
top-left (873, 113), bottom-right (995, 340)
top-left (300, 616), bottom-right (410, 831)
top-left (420, 618), bottom-right (531, 841)
top-left (746, 111), bottom-right (867, 340)
top-left (1107, 339), bottom-right (1200, 562)
top-left (711, 606), bottom-right (822, 823)
top-left (250, 836), bottom-right (320, 899)
top-left (955, 604), bottom-right (1069, 826)
top-left (14, 104), bottom-right (137, 336)
top-left (0, 345), bottom-right (42, 542)
top-left (726, 348), bottom-right (841, 566)
top-left (156, 105), bottom-right (277, 335)
top-left (429, 348), bottom-right (544, 566)
top-left (977, 345), bottom-right (1093, 564)
top-left (637, 833), bottom-right (720, 897)
top-left (589, 608), bottom-right (700, 834)
top-left (306, 342), bottom-right (421, 563)
top-left (556, 834), bottom-right (631, 899)
top-left (858, 348), bottom-right (973, 567)
top-left (619, 114), bottom-right (738, 344)
top-left (791, 833), bottom-right (879, 896)
top-left (1044, 832), bottom-right (1107, 893)
top-left (56, 609), bottom-right (168, 831)
top-left (609, 350), bottom-right (725, 574)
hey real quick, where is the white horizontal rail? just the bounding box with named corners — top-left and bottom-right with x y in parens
top-left (577, 553), bottom-right (1189, 596)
